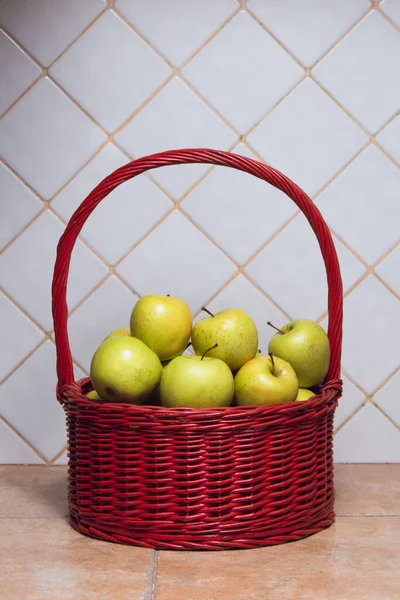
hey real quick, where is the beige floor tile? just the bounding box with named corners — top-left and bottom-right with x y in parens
top-left (0, 466), bottom-right (68, 517)
top-left (0, 518), bottom-right (153, 600)
top-left (335, 464), bottom-right (400, 516)
top-left (155, 517), bottom-right (400, 600)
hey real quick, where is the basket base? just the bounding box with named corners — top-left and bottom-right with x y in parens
top-left (69, 510), bottom-right (336, 551)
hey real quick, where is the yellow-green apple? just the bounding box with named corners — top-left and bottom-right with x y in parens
top-left (90, 336), bottom-right (162, 403)
top-left (130, 295), bottom-right (192, 361)
top-left (86, 390), bottom-right (101, 401)
top-left (235, 354), bottom-right (298, 406)
top-left (104, 328), bottom-right (131, 340)
top-left (296, 388), bottom-right (315, 401)
top-left (160, 345), bottom-right (234, 408)
top-left (267, 319), bottom-right (330, 387)
top-left (192, 307), bottom-right (258, 371)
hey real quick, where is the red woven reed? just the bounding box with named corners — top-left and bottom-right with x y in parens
top-left (52, 149), bottom-right (343, 550)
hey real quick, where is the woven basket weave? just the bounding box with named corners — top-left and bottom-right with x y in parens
top-left (52, 148), bottom-right (343, 550)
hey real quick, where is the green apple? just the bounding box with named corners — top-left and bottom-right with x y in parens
top-left (235, 354), bottom-right (298, 406)
top-left (103, 328), bottom-right (131, 340)
top-left (267, 319), bottom-right (330, 387)
top-left (160, 345), bottom-right (234, 408)
top-left (86, 390), bottom-right (101, 401)
top-left (130, 295), bottom-right (192, 361)
top-left (296, 388), bottom-right (315, 402)
top-left (90, 336), bottom-right (162, 403)
top-left (192, 307), bottom-right (258, 371)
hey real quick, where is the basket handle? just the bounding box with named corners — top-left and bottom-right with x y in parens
top-left (52, 148), bottom-right (343, 389)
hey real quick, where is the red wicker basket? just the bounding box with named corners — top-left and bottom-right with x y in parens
top-left (52, 148), bottom-right (343, 550)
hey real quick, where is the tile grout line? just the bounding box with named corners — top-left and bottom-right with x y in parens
top-left (243, 5), bottom-right (307, 70)
top-left (315, 234), bottom-right (400, 318)
top-left (334, 398), bottom-right (372, 435)
top-left (0, 286), bottom-right (49, 339)
top-left (309, 5), bottom-right (374, 71)
top-left (377, 5), bottom-right (400, 33)
top-left (0, 415), bottom-right (49, 464)
top-left (246, 3), bottom-right (372, 74)
top-left (0, 207), bottom-right (47, 255)
top-left (334, 366), bottom-right (400, 435)
top-left (48, 444), bottom-right (68, 465)
top-left (0, 337), bottom-right (47, 388)
top-left (374, 139), bottom-right (400, 170)
top-left (310, 75), bottom-right (373, 138)
top-left (0, 3), bottom-right (109, 120)
top-left (148, 550), bottom-right (159, 600)
top-left (242, 74), bottom-right (307, 140)
top-left (373, 402), bottom-right (400, 432)
top-left (111, 4), bottom-right (242, 138)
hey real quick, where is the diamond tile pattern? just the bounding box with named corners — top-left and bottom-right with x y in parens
top-left (183, 11), bottom-right (303, 133)
top-left (116, 0), bottom-right (238, 66)
top-left (0, 0), bottom-right (106, 66)
top-left (334, 404), bottom-right (400, 463)
top-left (245, 214), bottom-right (366, 320)
top-left (117, 211), bottom-right (237, 313)
top-left (68, 276), bottom-right (138, 371)
top-left (381, 0), bottom-right (400, 28)
top-left (0, 420), bottom-right (44, 464)
top-left (247, 0), bottom-right (370, 67)
top-left (0, 77), bottom-right (106, 199)
top-left (376, 244), bottom-right (400, 297)
top-left (50, 10), bottom-right (172, 132)
top-left (181, 143), bottom-right (296, 264)
top-left (0, 31), bottom-right (41, 115)
top-left (340, 276), bottom-right (400, 394)
top-left (0, 342), bottom-right (85, 461)
top-left (314, 11), bottom-right (400, 133)
top-left (334, 375), bottom-right (366, 431)
top-left (377, 115), bottom-right (400, 165)
top-left (0, 210), bottom-right (108, 331)
top-left (52, 144), bottom-right (173, 265)
top-left (247, 79), bottom-right (368, 196)
top-left (0, 162), bottom-right (43, 250)
top-left (374, 370), bottom-right (400, 427)
top-left (0, 292), bottom-right (44, 383)
top-left (317, 145), bottom-right (400, 264)
top-left (115, 77), bottom-right (237, 199)
top-left (0, 2), bottom-right (400, 463)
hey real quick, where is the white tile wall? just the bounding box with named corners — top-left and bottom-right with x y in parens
top-left (0, 0), bottom-right (399, 464)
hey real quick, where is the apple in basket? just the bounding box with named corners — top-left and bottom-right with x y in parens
top-left (234, 353), bottom-right (298, 406)
top-left (160, 344), bottom-right (234, 408)
top-left (130, 295), bottom-right (192, 362)
top-left (103, 328), bottom-right (131, 340)
top-left (192, 307), bottom-right (258, 372)
top-left (268, 319), bottom-right (330, 387)
top-left (90, 336), bottom-right (162, 403)
top-left (296, 388), bottom-right (315, 402)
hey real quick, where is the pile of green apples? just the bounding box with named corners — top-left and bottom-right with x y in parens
top-left (88, 294), bottom-right (330, 408)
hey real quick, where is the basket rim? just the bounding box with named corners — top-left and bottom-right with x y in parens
top-left (58, 376), bottom-right (342, 428)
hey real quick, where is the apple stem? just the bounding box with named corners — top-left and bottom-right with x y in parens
top-left (166, 294), bottom-right (170, 297)
top-left (268, 352), bottom-right (275, 374)
top-left (201, 343), bottom-right (218, 360)
top-left (201, 306), bottom-right (215, 318)
top-left (186, 341), bottom-right (192, 349)
top-left (267, 321), bottom-right (284, 335)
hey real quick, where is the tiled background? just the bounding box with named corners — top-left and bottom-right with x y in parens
top-left (1, 0), bottom-right (399, 464)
